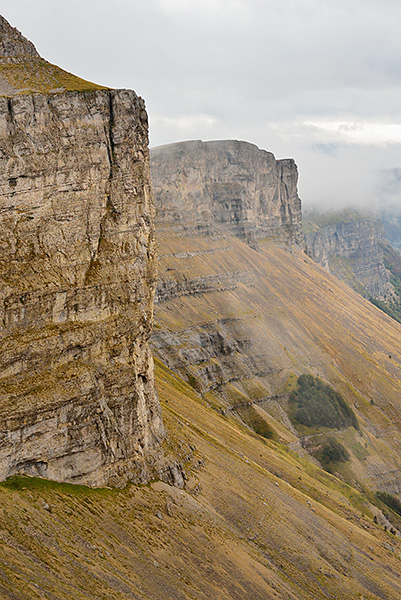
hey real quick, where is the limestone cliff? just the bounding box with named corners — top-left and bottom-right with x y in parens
top-left (151, 140), bottom-right (303, 245)
top-left (0, 16), bottom-right (165, 486)
top-left (304, 212), bottom-right (394, 300)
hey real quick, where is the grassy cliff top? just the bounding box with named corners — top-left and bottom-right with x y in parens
top-left (0, 57), bottom-right (110, 96)
top-left (0, 15), bottom-right (109, 95)
top-left (303, 208), bottom-right (377, 233)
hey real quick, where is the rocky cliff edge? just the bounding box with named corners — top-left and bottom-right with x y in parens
top-left (0, 15), bottom-right (168, 487)
top-left (151, 139), bottom-right (303, 246)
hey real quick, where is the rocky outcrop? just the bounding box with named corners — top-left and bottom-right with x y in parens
top-left (305, 215), bottom-right (394, 300)
top-left (0, 16), bottom-right (164, 486)
top-left (155, 270), bottom-right (253, 303)
top-left (151, 140), bottom-right (303, 245)
top-left (0, 15), bottom-right (107, 97)
top-left (0, 15), bottom-right (39, 58)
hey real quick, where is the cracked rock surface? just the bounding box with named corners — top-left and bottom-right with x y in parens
top-left (0, 16), bottom-right (164, 486)
top-left (151, 139), bottom-right (303, 246)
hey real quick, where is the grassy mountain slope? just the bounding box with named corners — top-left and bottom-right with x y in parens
top-left (0, 361), bottom-right (400, 599)
top-left (0, 58), bottom-right (109, 95)
top-left (153, 231), bottom-right (401, 495)
top-left (2, 233), bottom-right (401, 598)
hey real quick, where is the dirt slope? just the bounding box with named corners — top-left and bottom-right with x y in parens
top-left (153, 231), bottom-right (401, 495)
top-left (0, 363), bottom-right (400, 599)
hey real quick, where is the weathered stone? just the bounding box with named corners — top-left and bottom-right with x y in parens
top-left (305, 216), bottom-right (394, 300)
top-left (0, 15), bottom-right (39, 58)
top-left (0, 16), bottom-right (164, 486)
top-left (151, 140), bottom-right (303, 246)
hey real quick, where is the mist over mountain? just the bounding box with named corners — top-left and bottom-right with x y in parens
top-left (3, 1), bottom-right (401, 213)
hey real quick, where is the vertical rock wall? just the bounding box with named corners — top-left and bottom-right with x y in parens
top-left (305, 217), bottom-right (394, 300)
top-left (151, 139), bottom-right (303, 245)
top-left (0, 89), bottom-right (164, 486)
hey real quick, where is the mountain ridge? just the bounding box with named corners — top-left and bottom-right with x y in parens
top-left (0, 14), bottom-right (108, 96)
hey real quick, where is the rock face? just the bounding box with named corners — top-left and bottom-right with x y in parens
top-left (0, 16), bottom-right (164, 486)
top-left (151, 140), bottom-right (303, 245)
top-left (381, 210), bottom-right (401, 253)
top-left (305, 215), bottom-right (394, 300)
top-left (0, 15), bottom-right (39, 58)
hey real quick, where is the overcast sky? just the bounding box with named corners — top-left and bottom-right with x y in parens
top-left (2, 0), bottom-right (401, 211)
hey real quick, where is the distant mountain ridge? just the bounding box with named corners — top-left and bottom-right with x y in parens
top-left (304, 208), bottom-right (401, 324)
top-left (151, 139), bottom-right (303, 246)
top-left (304, 209), bottom-right (394, 301)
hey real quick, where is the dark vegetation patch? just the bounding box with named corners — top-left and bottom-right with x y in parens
top-left (376, 491), bottom-right (401, 517)
top-left (370, 297), bottom-right (401, 324)
top-left (373, 490), bottom-right (401, 532)
top-left (314, 438), bottom-right (350, 472)
top-left (289, 374), bottom-right (358, 430)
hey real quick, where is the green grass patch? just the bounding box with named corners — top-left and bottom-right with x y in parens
top-left (0, 475), bottom-right (114, 496)
top-left (0, 58), bottom-right (109, 95)
top-left (304, 208), bottom-right (369, 229)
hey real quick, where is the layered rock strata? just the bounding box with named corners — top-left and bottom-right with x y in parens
top-left (150, 145), bottom-right (401, 495)
top-left (305, 215), bottom-right (394, 300)
top-left (151, 140), bottom-right (303, 245)
top-left (0, 17), bottom-right (164, 486)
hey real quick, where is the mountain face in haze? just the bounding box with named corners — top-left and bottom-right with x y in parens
top-left (151, 144), bottom-right (401, 499)
top-left (0, 16), bottom-right (166, 487)
top-left (151, 140), bottom-right (303, 246)
top-left (304, 210), bottom-right (394, 301)
top-left (304, 209), bottom-right (401, 325)
top-left (381, 209), bottom-right (401, 252)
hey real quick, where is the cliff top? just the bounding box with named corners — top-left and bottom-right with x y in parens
top-left (151, 139), bottom-right (296, 166)
top-left (303, 207), bottom-right (378, 234)
top-left (0, 14), bottom-right (109, 95)
top-left (152, 139), bottom-right (275, 160)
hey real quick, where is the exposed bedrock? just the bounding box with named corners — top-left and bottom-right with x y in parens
top-left (0, 84), bottom-right (164, 485)
top-left (151, 139), bottom-right (303, 245)
top-left (305, 217), bottom-right (394, 300)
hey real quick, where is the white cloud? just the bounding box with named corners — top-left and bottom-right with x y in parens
top-left (3, 0), bottom-right (401, 210)
top-left (310, 122), bottom-right (401, 146)
top-left (150, 114), bottom-right (217, 145)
